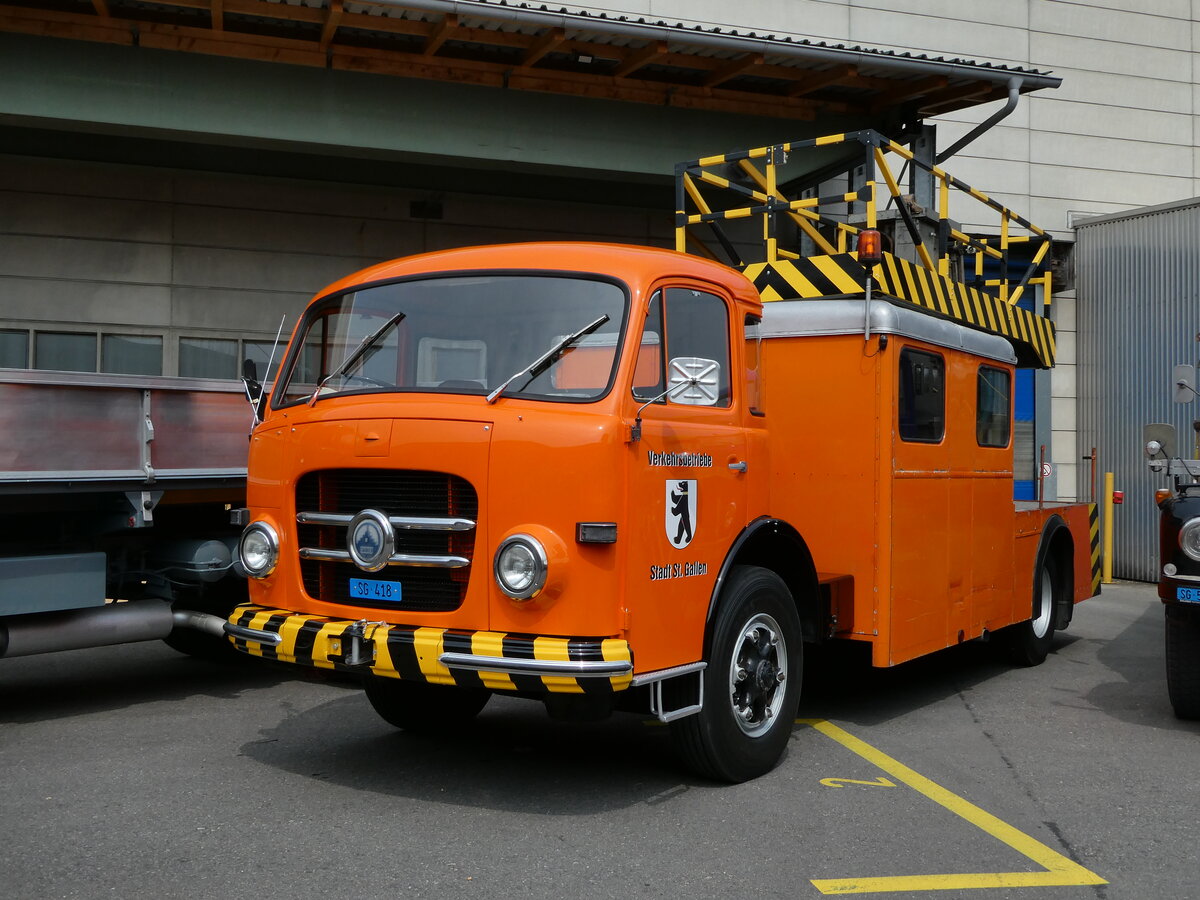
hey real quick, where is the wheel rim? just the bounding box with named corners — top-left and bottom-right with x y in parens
top-left (1032, 566), bottom-right (1053, 639)
top-left (728, 612), bottom-right (788, 737)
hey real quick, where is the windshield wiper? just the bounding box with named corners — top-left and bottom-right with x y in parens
top-left (309, 311), bottom-right (405, 405)
top-left (486, 315), bottom-right (610, 404)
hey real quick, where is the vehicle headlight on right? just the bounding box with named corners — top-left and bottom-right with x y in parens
top-left (238, 521), bottom-right (280, 577)
top-left (1179, 517), bottom-right (1200, 562)
top-left (494, 534), bottom-right (548, 600)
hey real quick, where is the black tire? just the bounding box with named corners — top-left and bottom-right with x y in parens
top-left (1000, 553), bottom-right (1058, 667)
top-left (362, 676), bottom-right (490, 733)
top-left (670, 565), bottom-right (802, 783)
top-left (162, 627), bottom-right (235, 660)
top-left (1165, 605), bottom-right (1200, 720)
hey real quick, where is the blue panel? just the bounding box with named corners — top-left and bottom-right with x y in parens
top-left (1014, 480), bottom-right (1036, 501)
top-left (1014, 367), bottom-right (1035, 421)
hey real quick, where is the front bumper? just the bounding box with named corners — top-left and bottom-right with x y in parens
top-left (225, 604), bottom-right (633, 694)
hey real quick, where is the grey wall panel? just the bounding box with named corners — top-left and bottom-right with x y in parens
top-left (168, 288), bottom-right (311, 334)
top-left (2, 190), bottom-right (172, 243)
top-left (0, 235), bottom-right (172, 284)
top-left (0, 279), bottom-right (172, 329)
top-left (1076, 199), bottom-right (1200, 582)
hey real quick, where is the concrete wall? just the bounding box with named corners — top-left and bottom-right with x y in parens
top-left (0, 155), bottom-right (670, 377)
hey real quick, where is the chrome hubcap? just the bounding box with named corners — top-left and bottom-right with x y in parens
top-left (1032, 566), bottom-right (1053, 639)
top-left (729, 613), bottom-right (787, 737)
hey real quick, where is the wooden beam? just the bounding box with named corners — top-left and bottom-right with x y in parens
top-left (613, 40), bottom-right (666, 78)
top-left (518, 27), bottom-right (565, 69)
top-left (703, 52), bottom-right (763, 89)
top-left (917, 81), bottom-right (1000, 115)
top-left (0, 2), bottom-right (850, 121)
top-left (90, 0), bottom-right (109, 17)
top-left (786, 64), bottom-right (854, 97)
top-left (319, 0), bottom-right (343, 52)
top-left (210, 0), bottom-right (222, 32)
top-left (869, 75), bottom-right (947, 112)
top-left (423, 13), bottom-right (456, 57)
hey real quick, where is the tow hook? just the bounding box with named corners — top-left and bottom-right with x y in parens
top-left (327, 620), bottom-right (379, 668)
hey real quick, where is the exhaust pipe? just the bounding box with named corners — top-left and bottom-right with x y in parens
top-left (0, 599), bottom-right (176, 658)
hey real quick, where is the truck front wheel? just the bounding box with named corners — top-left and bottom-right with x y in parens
top-left (1165, 605), bottom-right (1200, 719)
top-left (670, 566), bottom-right (802, 783)
top-left (362, 676), bottom-right (490, 733)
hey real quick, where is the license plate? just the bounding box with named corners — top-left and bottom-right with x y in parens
top-left (349, 577), bottom-right (403, 602)
top-left (1177, 587), bottom-right (1200, 603)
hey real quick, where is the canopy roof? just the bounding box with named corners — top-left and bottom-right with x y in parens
top-left (1, 0), bottom-right (1060, 121)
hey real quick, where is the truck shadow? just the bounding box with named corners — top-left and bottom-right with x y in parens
top-left (236, 636), bottom-right (1094, 812)
top-left (797, 636), bottom-right (1033, 726)
top-left (0, 642), bottom-right (306, 723)
top-left (238, 692), bottom-right (717, 814)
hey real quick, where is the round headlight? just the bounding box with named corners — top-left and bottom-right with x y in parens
top-left (347, 509), bottom-right (394, 573)
top-left (239, 522), bottom-right (279, 578)
top-left (1180, 517), bottom-right (1200, 562)
top-left (494, 534), bottom-right (547, 600)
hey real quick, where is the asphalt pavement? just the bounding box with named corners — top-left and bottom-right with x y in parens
top-left (1, 580), bottom-right (1195, 899)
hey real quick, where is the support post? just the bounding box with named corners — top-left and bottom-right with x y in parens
top-left (1102, 471), bottom-right (1114, 584)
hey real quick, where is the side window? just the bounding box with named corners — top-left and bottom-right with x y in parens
top-left (745, 313), bottom-right (764, 415)
top-left (898, 347), bottom-right (944, 443)
top-left (631, 288), bottom-right (732, 407)
top-left (632, 292), bottom-right (665, 400)
top-left (977, 365), bottom-right (1011, 447)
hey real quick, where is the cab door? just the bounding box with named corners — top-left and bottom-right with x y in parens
top-left (624, 285), bottom-right (749, 673)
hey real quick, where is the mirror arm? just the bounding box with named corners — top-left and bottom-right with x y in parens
top-left (630, 379), bottom-right (695, 443)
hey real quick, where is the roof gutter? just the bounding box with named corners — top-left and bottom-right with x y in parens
top-left (377, 0), bottom-right (1063, 93)
top-left (934, 76), bottom-right (1022, 164)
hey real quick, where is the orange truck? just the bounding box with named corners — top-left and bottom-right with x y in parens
top-left (225, 131), bottom-right (1099, 781)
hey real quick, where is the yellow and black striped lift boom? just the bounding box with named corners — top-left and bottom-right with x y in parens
top-left (675, 129), bottom-right (1056, 368)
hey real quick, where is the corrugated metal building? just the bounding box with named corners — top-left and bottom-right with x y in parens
top-left (1076, 198), bottom-right (1200, 582)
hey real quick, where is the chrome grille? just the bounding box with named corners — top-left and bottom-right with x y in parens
top-left (295, 469), bottom-right (478, 611)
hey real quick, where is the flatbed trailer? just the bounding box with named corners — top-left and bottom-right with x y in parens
top-left (0, 370), bottom-right (250, 658)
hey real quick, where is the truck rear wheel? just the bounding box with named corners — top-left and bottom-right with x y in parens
top-left (1000, 554), bottom-right (1058, 667)
top-left (670, 565), bottom-right (802, 783)
top-left (1165, 605), bottom-right (1200, 719)
top-left (362, 676), bottom-right (490, 733)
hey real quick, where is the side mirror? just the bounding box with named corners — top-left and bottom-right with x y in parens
top-left (242, 358), bottom-right (263, 419)
top-left (667, 357), bottom-right (721, 407)
top-left (1144, 423), bottom-right (1177, 461)
top-left (1174, 364), bottom-right (1197, 404)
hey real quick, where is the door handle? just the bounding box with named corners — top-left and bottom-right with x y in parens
top-left (728, 460), bottom-right (747, 473)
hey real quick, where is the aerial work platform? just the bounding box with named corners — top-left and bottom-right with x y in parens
top-left (675, 129), bottom-right (1057, 369)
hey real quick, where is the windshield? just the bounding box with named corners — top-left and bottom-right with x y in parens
top-left (274, 274), bottom-right (629, 407)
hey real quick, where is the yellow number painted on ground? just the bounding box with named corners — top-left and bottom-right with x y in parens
top-left (820, 776), bottom-right (896, 789)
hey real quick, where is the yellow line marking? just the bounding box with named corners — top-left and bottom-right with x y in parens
top-left (798, 719), bottom-right (1107, 894)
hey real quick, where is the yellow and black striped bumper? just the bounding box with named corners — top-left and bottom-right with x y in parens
top-left (225, 605), bottom-right (633, 694)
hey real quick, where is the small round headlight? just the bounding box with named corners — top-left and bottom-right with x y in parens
top-left (494, 534), bottom-right (547, 600)
top-left (1180, 517), bottom-right (1200, 562)
top-left (239, 522), bottom-right (279, 578)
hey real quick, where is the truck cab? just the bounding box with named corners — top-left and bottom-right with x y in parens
top-left (1145, 418), bottom-right (1200, 718)
top-left (232, 242), bottom-right (795, 780)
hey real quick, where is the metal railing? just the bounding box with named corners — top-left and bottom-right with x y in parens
top-left (674, 129), bottom-right (1054, 310)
